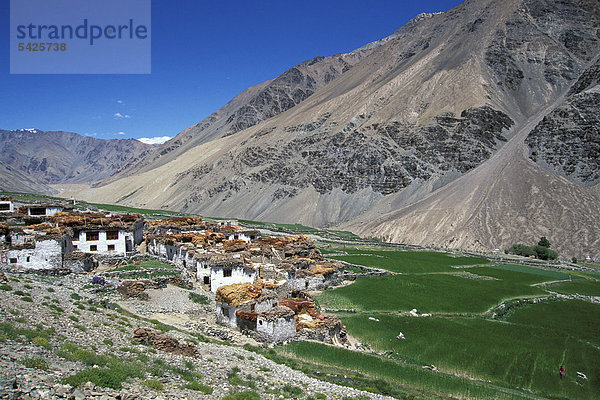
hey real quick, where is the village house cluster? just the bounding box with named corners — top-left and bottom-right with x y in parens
top-left (0, 198), bottom-right (348, 344)
top-left (0, 197), bottom-right (143, 271)
top-left (145, 217), bottom-right (347, 343)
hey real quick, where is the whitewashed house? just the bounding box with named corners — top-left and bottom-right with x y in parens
top-left (21, 204), bottom-right (68, 217)
top-left (55, 213), bottom-right (144, 255)
top-left (208, 255), bottom-right (257, 292)
top-left (0, 196), bottom-right (14, 213)
top-left (256, 306), bottom-right (296, 342)
top-left (3, 232), bottom-right (72, 270)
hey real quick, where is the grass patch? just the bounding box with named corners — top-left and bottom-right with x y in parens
top-left (21, 357), bottom-right (50, 370)
top-left (221, 391), bottom-right (261, 400)
top-left (182, 381), bottom-right (213, 394)
top-left (188, 292), bottom-right (209, 305)
top-left (144, 379), bottom-right (164, 391)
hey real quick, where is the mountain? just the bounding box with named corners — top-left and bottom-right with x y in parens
top-left (0, 129), bottom-right (153, 186)
top-left (69, 0), bottom-right (600, 258)
top-left (0, 160), bottom-right (54, 194)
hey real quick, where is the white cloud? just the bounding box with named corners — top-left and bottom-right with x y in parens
top-left (137, 136), bottom-right (172, 145)
top-left (117, 100), bottom-right (123, 104)
top-left (117, 131), bottom-right (126, 135)
top-left (84, 132), bottom-right (97, 137)
top-left (113, 112), bottom-right (131, 119)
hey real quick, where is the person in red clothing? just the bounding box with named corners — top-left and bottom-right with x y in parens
top-left (559, 365), bottom-right (566, 379)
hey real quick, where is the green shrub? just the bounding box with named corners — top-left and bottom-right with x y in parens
top-left (103, 339), bottom-right (114, 346)
top-left (68, 316), bottom-right (79, 322)
top-left (183, 381), bottom-right (213, 394)
top-left (73, 324), bottom-right (86, 332)
top-left (188, 292), bottom-right (209, 305)
top-left (22, 297), bottom-right (33, 302)
top-left (0, 284), bottom-right (13, 291)
top-left (507, 244), bottom-right (535, 257)
top-left (184, 360), bottom-right (195, 370)
top-left (144, 379), bottom-right (164, 391)
top-left (533, 245), bottom-right (558, 260)
top-left (46, 287), bottom-right (55, 292)
top-left (32, 336), bottom-right (50, 349)
top-left (283, 384), bottom-right (303, 397)
top-left (24, 284), bottom-right (33, 289)
top-left (21, 357), bottom-right (49, 370)
top-left (70, 293), bottom-right (81, 301)
top-left (221, 391), bottom-right (261, 400)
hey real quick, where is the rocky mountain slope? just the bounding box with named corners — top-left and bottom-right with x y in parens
top-left (0, 272), bottom-right (388, 400)
top-left (69, 0), bottom-right (600, 258)
top-left (0, 129), bottom-right (153, 186)
top-left (0, 160), bottom-right (54, 194)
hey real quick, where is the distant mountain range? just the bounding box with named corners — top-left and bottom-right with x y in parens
top-left (3, 0), bottom-right (600, 258)
top-left (0, 129), bottom-right (153, 188)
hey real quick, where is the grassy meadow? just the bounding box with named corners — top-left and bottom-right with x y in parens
top-left (308, 246), bottom-right (600, 399)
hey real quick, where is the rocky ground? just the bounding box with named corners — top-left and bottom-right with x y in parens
top-left (0, 271), bottom-right (390, 400)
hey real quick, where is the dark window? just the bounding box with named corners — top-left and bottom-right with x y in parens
top-left (223, 268), bottom-right (232, 277)
top-left (26, 256), bottom-right (30, 262)
top-left (106, 231), bottom-right (119, 240)
top-left (90, 245), bottom-right (98, 251)
top-left (107, 244), bottom-right (115, 251)
top-left (0, 204), bottom-right (10, 211)
top-left (9, 258), bottom-right (17, 264)
top-left (203, 276), bottom-right (210, 285)
top-left (73, 245), bottom-right (78, 249)
top-left (29, 207), bottom-right (46, 216)
top-left (86, 231), bottom-right (99, 241)
top-left (305, 281), bottom-right (309, 289)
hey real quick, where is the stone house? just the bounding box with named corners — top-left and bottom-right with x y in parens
top-left (20, 204), bottom-right (70, 218)
top-left (2, 231), bottom-right (72, 270)
top-left (256, 306), bottom-right (296, 342)
top-left (54, 213), bottom-right (144, 255)
top-left (280, 258), bottom-right (344, 291)
top-left (0, 196), bottom-right (14, 213)
top-left (220, 225), bottom-right (261, 243)
top-left (205, 255), bottom-right (257, 292)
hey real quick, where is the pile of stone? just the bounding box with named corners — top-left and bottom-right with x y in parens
top-left (132, 327), bottom-right (196, 357)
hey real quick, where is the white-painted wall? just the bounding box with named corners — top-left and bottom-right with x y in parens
top-left (215, 302), bottom-right (238, 328)
top-left (256, 315), bottom-right (296, 342)
top-left (27, 206), bottom-right (63, 217)
top-left (210, 266), bottom-right (256, 292)
top-left (72, 230), bottom-right (126, 255)
top-left (5, 237), bottom-right (70, 270)
top-left (0, 200), bottom-right (14, 213)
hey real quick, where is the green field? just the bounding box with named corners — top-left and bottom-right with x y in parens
top-left (310, 246), bottom-right (600, 399)
top-left (326, 248), bottom-right (490, 273)
top-left (544, 279), bottom-right (600, 297)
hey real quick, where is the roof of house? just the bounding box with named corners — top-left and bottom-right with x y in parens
top-left (52, 212), bottom-right (143, 232)
top-left (259, 306), bottom-right (295, 321)
top-left (215, 283), bottom-right (262, 306)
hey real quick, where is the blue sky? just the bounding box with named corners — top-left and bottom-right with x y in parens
top-left (1, 0), bottom-right (463, 143)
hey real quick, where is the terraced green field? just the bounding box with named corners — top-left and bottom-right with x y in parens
top-left (307, 246), bottom-right (600, 399)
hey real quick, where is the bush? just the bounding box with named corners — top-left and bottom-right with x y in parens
top-left (183, 381), bottom-right (213, 394)
top-left (144, 379), bottom-right (164, 391)
top-left (188, 292), bottom-right (209, 305)
top-left (21, 357), bottom-right (49, 370)
top-left (283, 384), bottom-right (303, 397)
top-left (507, 244), bottom-right (534, 257)
top-left (32, 336), bottom-right (50, 349)
top-left (221, 391), bottom-right (261, 400)
top-left (0, 284), bottom-right (13, 291)
top-left (533, 245), bottom-right (558, 261)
